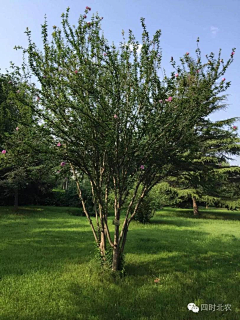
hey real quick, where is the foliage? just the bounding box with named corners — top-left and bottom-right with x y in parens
top-left (150, 182), bottom-right (178, 208)
top-left (0, 122), bottom-right (59, 208)
top-left (133, 195), bottom-right (155, 223)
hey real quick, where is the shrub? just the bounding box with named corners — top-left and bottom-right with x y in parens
top-left (134, 195), bottom-right (155, 224)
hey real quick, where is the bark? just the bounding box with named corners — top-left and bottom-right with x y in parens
top-left (98, 203), bottom-right (106, 258)
top-left (112, 177), bottom-right (121, 271)
top-left (112, 217), bottom-right (120, 270)
top-left (119, 223), bottom-right (128, 257)
top-left (192, 197), bottom-right (200, 216)
top-left (112, 245), bottom-right (120, 271)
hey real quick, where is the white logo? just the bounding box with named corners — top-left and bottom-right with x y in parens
top-left (188, 303), bottom-right (199, 313)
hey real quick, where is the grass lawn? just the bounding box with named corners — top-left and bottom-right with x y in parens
top-left (0, 206), bottom-right (239, 320)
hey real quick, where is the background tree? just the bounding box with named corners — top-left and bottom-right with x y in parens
top-left (14, 7), bottom-right (237, 271)
top-left (0, 71), bottom-right (62, 209)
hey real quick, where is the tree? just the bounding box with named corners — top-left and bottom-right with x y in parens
top-left (0, 122), bottom-right (60, 210)
top-left (211, 164), bottom-right (240, 210)
top-left (14, 7), bottom-right (237, 271)
top-left (160, 121), bottom-right (240, 215)
top-left (0, 72), bottom-right (61, 209)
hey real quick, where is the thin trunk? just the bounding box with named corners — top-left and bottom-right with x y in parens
top-left (90, 181), bottom-right (101, 242)
top-left (119, 223), bottom-right (128, 257)
top-left (70, 164), bottom-right (99, 245)
top-left (14, 186), bottom-right (19, 211)
top-left (192, 197), bottom-right (200, 216)
top-left (112, 177), bottom-right (120, 271)
top-left (99, 203), bottom-right (106, 258)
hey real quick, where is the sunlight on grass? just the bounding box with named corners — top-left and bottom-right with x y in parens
top-left (0, 206), bottom-right (239, 319)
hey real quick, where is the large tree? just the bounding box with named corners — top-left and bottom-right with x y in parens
top-left (162, 124), bottom-right (240, 215)
top-left (13, 7), bottom-right (237, 271)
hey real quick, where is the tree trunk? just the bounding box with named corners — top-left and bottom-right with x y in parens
top-left (14, 187), bottom-right (19, 212)
top-left (112, 191), bottom-right (120, 271)
top-left (192, 197), bottom-right (200, 216)
top-left (100, 227), bottom-right (106, 258)
top-left (112, 246), bottom-right (120, 271)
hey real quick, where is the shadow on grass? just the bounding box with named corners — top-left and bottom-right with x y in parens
top-left (0, 213), bottom-right (96, 278)
top-left (156, 207), bottom-right (240, 221)
top-left (65, 249), bottom-right (240, 320)
top-left (0, 208), bottom-right (239, 319)
top-left (150, 217), bottom-right (196, 227)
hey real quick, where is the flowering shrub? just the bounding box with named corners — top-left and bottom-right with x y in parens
top-left (11, 6), bottom-right (237, 271)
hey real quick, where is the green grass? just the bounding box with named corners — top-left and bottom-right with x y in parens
top-left (0, 206), bottom-right (239, 320)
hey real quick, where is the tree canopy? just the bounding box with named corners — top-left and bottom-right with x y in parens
top-left (8, 7), bottom-right (239, 271)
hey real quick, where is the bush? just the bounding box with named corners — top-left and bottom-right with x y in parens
top-left (40, 180), bottom-right (94, 213)
top-left (134, 195), bottom-right (155, 224)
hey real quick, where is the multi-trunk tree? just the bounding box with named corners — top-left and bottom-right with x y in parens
top-left (12, 7), bottom-right (237, 271)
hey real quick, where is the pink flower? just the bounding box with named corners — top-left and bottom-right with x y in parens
top-left (37, 97), bottom-right (40, 101)
top-left (74, 70), bottom-right (78, 74)
top-left (83, 15), bottom-right (87, 19)
top-left (231, 52), bottom-right (235, 56)
top-left (165, 99), bottom-right (168, 102)
top-left (104, 53), bottom-right (107, 56)
top-left (186, 52), bottom-right (189, 55)
top-left (16, 127), bottom-right (19, 131)
top-left (168, 97), bottom-right (173, 102)
top-left (222, 78), bottom-right (226, 82)
top-left (159, 100), bottom-right (163, 103)
top-left (140, 165), bottom-right (145, 170)
top-left (196, 70), bottom-right (199, 73)
top-left (175, 73), bottom-right (179, 77)
top-left (114, 114), bottom-right (118, 119)
top-left (1, 150), bottom-right (6, 154)
top-left (233, 126), bottom-right (238, 130)
top-left (60, 162), bottom-right (66, 166)
top-left (57, 142), bottom-right (61, 147)
top-left (86, 6), bottom-right (91, 10)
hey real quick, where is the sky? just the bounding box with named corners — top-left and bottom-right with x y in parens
top-left (0, 0), bottom-right (239, 164)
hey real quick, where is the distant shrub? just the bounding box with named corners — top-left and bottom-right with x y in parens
top-left (133, 195), bottom-right (155, 224)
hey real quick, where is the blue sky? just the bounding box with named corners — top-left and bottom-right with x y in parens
top-left (0, 0), bottom-right (239, 164)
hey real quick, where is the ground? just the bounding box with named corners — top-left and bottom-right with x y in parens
top-left (0, 206), bottom-right (239, 320)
